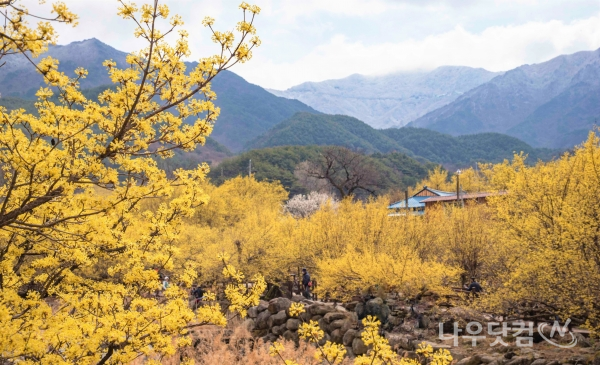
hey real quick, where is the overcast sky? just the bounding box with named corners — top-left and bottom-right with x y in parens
top-left (34, 0), bottom-right (600, 89)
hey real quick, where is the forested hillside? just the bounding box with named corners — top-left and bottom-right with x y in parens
top-left (245, 112), bottom-right (410, 154)
top-left (209, 145), bottom-right (435, 196)
top-left (383, 127), bottom-right (556, 166)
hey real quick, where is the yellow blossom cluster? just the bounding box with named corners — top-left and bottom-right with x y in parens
top-left (0, 0), bottom-right (77, 62)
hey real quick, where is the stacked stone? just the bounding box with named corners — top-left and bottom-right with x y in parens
top-left (247, 297), bottom-right (373, 357)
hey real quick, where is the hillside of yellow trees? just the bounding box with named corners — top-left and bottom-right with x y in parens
top-left (171, 130), bottom-right (600, 336)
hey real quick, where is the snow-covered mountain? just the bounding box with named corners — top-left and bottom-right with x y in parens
top-left (268, 66), bottom-right (500, 129)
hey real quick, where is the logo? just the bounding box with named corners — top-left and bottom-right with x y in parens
top-left (537, 319), bottom-right (577, 348)
top-left (438, 319), bottom-right (578, 348)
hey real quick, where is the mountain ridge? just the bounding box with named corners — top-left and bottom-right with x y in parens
top-left (409, 48), bottom-right (600, 148)
top-left (269, 66), bottom-right (501, 129)
top-left (0, 38), bottom-right (318, 152)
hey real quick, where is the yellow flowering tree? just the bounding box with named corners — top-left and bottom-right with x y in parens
top-left (0, 0), bottom-right (261, 363)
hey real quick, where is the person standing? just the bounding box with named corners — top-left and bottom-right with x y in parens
top-left (467, 277), bottom-right (482, 298)
top-left (162, 276), bottom-right (170, 293)
top-left (301, 268), bottom-right (311, 299)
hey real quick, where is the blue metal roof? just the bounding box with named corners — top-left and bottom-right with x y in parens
top-left (424, 187), bottom-right (454, 197)
top-left (387, 186), bottom-right (454, 210)
top-left (388, 196), bottom-right (430, 209)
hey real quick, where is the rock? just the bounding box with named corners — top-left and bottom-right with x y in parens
top-left (330, 319), bottom-right (346, 330)
top-left (271, 325), bottom-right (284, 336)
top-left (345, 346), bottom-right (355, 358)
top-left (388, 315), bottom-right (403, 326)
top-left (318, 332), bottom-right (331, 346)
top-left (268, 310), bottom-right (288, 327)
top-left (331, 329), bottom-right (344, 344)
top-left (318, 317), bottom-right (330, 333)
top-left (340, 319), bottom-right (354, 334)
top-left (505, 352), bottom-right (517, 360)
top-left (456, 356), bottom-right (482, 365)
top-left (283, 330), bottom-right (299, 343)
top-left (355, 302), bottom-right (366, 319)
top-left (255, 310), bottom-right (271, 330)
top-left (291, 295), bottom-right (305, 302)
top-left (310, 304), bottom-right (335, 316)
top-left (480, 356), bottom-right (498, 364)
top-left (299, 310), bottom-right (311, 322)
top-left (530, 360), bottom-right (547, 365)
top-left (310, 315), bottom-right (323, 322)
top-left (241, 318), bottom-right (255, 330)
top-left (345, 301), bottom-right (359, 312)
top-left (506, 356), bottom-right (531, 365)
top-left (324, 312), bottom-right (348, 323)
top-left (545, 361), bottom-right (559, 365)
top-left (263, 333), bottom-right (278, 343)
top-left (402, 351), bottom-right (418, 360)
top-left (352, 338), bottom-right (369, 355)
top-left (256, 300), bottom-right (269, 312)
top-left (417, 314), bottom-right (430, 328)
top-left (286, 318), bottom-right (300, 331)
top-left (385, 333), bottom-right (412, 351)
top-left (252, 329), bottom-right (268, 337)
top-left (248, 306), bottom-right (259, 319)
top-left (268, 297), bottom-right (292, 314)
top-left (365, 297), bottom-right (390, 323)
top-left (574, 333), bottom-right (591, 347)
top-left (343, 329), bottom-right (357, 346)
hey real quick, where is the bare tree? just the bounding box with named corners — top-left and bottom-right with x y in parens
top-left (299, 147), bottom-right (381, 199)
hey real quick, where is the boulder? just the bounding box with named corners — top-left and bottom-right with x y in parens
top-left (355, 302), bottom-right (366, 319)
top-left (345, 302), bottom-right (359, 312)
top-left (310, 315), bottom-right (323, 322)
top-left (456, 355), bottom-right (482, 365)
top-left (340, 319), bottom-right (354, 334)
top-left (268, 297), bottom-right (292, 314)
top-left (263, 333), bottom-right (278, 343)
top-left (318, 317), bottom-right (330, 333)
top-left (345, 346), bottom-right (355, 358)
top-left (248, 306), bottom-right (259, 319)
top-left (298, 310), bottom-right (311, 322)
top-left (331, 329), bottom-right (344, 344)
top-left (480, 356), bottom-right (498, 364)
top-left (343, 329), bottom-right (357, 346)
top-left (417, 314), bottom-right (430, 329)
top-left (256, 300), bottom-right (269, 313)
top-left (365, 297), bottom-right (390, 323)
top-left (271, 325), bottom-right (284, 336)
top-left (330, 319), bottom-right (347, 331)
top-left (318, 332), bottom-right (331, 346)
top-left (310, 304), bottom-right (335, 316)
top-left (268, 310), bottom-right (288, 327)
top-left (241, 318), bottom-right (255, 331)
top-left (388, 315), bottom-right (403, 326)
top-left (505, 356), bottom-right (531, 365)
top-left (255, 310), bottom-right (271, 330)
top-left (352, 338), bottom-right (369, 355)
top-left (385, 333), bottom-right (412, 351)
top-left (530, 360), bottom-right (547, 365)
top-left (283, 330), bottom-right (299, 343)
top-left (286, 318), bottom-right (300, 331)
top-left (324, 312), bottom-right (348, 323)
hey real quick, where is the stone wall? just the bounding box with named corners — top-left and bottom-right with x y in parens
top-left (246, 296), bottom-right (374, 357)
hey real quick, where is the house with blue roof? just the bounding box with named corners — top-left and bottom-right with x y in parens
top-left (388, 186), bottom-right (454, 215)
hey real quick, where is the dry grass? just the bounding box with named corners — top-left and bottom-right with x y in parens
top-left (130, 319), bottom-right (353, 365)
